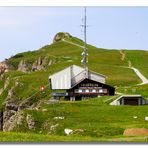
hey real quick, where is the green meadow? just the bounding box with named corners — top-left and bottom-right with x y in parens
top-left (0, 32), bottom-right (148, 142)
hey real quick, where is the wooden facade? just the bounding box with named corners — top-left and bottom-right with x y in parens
top-left (66, 79), bottom-right (115, 101)
top-left (52, 78), bottom-right (115, 101)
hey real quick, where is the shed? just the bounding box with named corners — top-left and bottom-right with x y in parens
top-left (110, 95), bottom-right (146, 106)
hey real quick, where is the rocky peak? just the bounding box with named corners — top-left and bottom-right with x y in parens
top-left (53, 32), bottom-right (72, 43)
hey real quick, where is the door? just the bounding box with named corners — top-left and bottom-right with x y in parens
top-left (124, 98), bottom-right (139, 105)
top-left (75, 96), bottom-right (82, 101)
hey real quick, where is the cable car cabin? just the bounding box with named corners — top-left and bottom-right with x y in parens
top-left (49, 65), bottom-right (115, 101)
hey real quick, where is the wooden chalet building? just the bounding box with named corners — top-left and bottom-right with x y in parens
top-left (49, 65), bottom-right (115, 101)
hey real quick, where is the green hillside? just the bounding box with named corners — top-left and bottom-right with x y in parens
top-left (0, 32), bottom-right (148, 142)
top-left (1, 98), bottom-right (148, 142)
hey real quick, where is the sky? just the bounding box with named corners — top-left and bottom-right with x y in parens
top-left (0, 6), bottom-right (148, 61)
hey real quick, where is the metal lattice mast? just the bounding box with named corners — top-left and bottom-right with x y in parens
top-left (81, 7), bottom-right (88, 73)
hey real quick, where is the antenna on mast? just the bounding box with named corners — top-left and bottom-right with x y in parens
top-left (81, 7), bottom-right (88, 73)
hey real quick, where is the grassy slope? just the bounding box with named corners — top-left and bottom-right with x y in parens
top-left (1, 34), bottom-right (148, 142)
top-left (124, 50), bottom-right (148, 78)
top-left (0, 37), bottom-right (142, 108)
top-left (5, 97), bottom-right (148, 142)
top-left (117, 50), bottom-right (148, 97)
top-left (0, 132), bottom-right (147, 142)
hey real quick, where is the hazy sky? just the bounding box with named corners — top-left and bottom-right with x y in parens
top-left (0, 7), bottom-right (148, 61)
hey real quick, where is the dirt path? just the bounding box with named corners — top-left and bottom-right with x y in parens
top-left (62, 39), bottom-right (84, 48)
top-left (121, 66), bottom-right (148, 85)
top-left (131, 67), bottom-right (148, 85)
top-left (119, 50), bottom-right (125, 61)
top-left (119, 50), bottom-right (148, 85)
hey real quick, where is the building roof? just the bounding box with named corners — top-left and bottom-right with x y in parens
top-left (49, 65), bottom-right (106, 90)
top-left (118, 95), bottom-right (144, 99)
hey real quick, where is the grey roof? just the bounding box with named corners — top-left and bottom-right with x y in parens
top-left (49, 65), bottom-right (106, 90)
top-left (117, 94), bottom-right (144, 100)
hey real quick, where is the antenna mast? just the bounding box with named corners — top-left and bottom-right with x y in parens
top-left (81, 7), bottom-right (88, 72)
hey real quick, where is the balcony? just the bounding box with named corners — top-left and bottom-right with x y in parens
top-left (52, 92), bottom-right (68, 97)
top-left (74, 88), bottom-right (107, 94)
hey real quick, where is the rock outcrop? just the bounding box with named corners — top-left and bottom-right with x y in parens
top-left (3, 110), bottom-right (24, 132)
top-left (32, 57), bottom-right (45, 71)
top-left (26, 114), bottom-right (35, 130)
top-left (18, 60), bottom-right (28, 72)
top-left (0, 62), bottom-right (9, 75)
top-left (53, 32), bottom-right (72, 43)
top-left (5, 100), bottom-right (18, 111)
top-left (32, 56), bottom-right (54, 71)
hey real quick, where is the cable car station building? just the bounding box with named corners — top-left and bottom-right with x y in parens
top-left (49, 65), bottom-right (115, 101)
top-left (49, 8), bottom-right (115, 101)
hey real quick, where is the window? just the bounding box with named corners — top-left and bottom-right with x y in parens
top-left (92, 89), bottom-right (96, 93)
top-left (85, 89), bottom-right (89, 93)
top-left (78, 89), bottom-right (82, 93)
top-left (99, 89), bottom-right (103, 93)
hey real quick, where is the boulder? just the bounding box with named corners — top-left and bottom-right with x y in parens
top-left (26, 114), bottom-right (35, 130)
top-left (3, 111), bottom-right (24, 132)
top-left (64, 129), bottom-right (73, 135)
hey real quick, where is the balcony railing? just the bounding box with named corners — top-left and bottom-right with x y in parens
top-left (52, 92), bottom-right (68, 97)
top-left (74, 89), bottom-right (108, 94)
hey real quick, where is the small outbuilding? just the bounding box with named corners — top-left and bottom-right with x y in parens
top-left (110, 95), bottom-right (147, 106)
